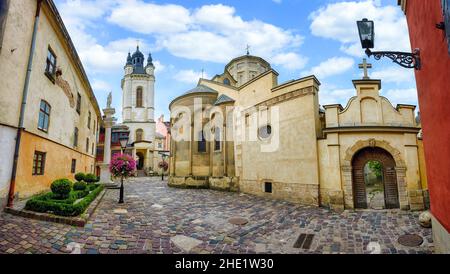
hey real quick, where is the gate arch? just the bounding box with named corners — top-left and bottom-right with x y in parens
top-left (351, 147), bottom-right (399, 209)
top-left (341, 139), bottom-right (409, 209)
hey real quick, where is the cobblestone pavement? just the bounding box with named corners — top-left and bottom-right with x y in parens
top-left (0, 178), bottom-right (433, 254)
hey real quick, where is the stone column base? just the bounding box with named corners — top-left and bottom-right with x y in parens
top-left (99, 163), bottom-right (113, 184)
top-left (431, 215), bottom-right (450, 254)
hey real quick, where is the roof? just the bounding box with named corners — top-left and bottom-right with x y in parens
top-left (214, 94), bottom-right (235, 105)
top-left (183, 85), bottom-right (218, 96)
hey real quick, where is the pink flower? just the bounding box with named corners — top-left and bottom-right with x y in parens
top-left (110, 153), bottom-right (137, 178)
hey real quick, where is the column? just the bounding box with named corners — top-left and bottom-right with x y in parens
top-left (100, 107), bottom-right (115, 183)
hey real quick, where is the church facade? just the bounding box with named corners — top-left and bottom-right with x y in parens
top-left (168, 53), bottom-right (428, 211)
top-left (121, 46), bottom-right (157, 173)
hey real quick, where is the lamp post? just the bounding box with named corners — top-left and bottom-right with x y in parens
top-left (118, 136), bottom-right (129, 204)
top-left (357, 18), bottom-right (421, 70)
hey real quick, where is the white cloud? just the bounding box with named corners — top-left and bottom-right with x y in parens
top-left (371, 67), bottom-right (415, 84)
top-left (174, 70), bottom-right (210, 84)
top-left (272, 0), bottom-right (282, 3)
top-left (381, 88), bottom-right (418, 105)
top-left (107, 2), bottom-right (305, 70)
top-left (303, 57), bottom-right (355, 79)
top-left (309, 0), bottom-right (411, 57)
top-left (271, 52), bottom-right (308, 70)
top-left (108, 1), bottom-right (191, 34)
top-left (91, 79), bottom-right (112, 92)
top-left (319, 87), bottom-right (355, 106)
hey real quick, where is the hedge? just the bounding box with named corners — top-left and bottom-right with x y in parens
top-left (25, 184), bottom-right (104, 217)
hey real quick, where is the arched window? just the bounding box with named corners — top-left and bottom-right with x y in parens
top-left (136, 87), bottom-right (143, 107)
top-left (136, 129), bottom-right (144, 142)
top-left (223, 78), bottom-right (231, 85)
top-left (198, 131), bottom-right (206, 153)
top-left (214, 127), bottom-right (221, 151)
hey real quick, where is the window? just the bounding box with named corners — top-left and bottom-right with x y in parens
top-left (37, 100), bottom-right (51, 132)
top-left (136, 129), bottom-right (143, 142)
top-left (76, 93), bottom-right (81, 114)
top-left (91, 143), bottom-right (94, 155)
top-left (71, 159), bottom-right (76, 173)
top-left (214, 127), bottom-right (221, 151)
top-left (86, 138), bottom-right (89, 153)
top-left (198, 131), bottom-right (206, 153)
top-left (223, 78), bottom-right (231, 85)
top-left (258, 125), bottom-right (272, 139)
top-left (87, 111), bottom-right (91, 129)
top-left (45, 47), bottom-right (56, 81)
top-left (136, 87), bottom-right (143, 107)
top-left (93, 119), bottom-right (96, 133)
top-left (264, 182), bottom-right (272, 193)
top-left (32, 151), bottom-right (46, 175)
top-left (74, 127), bottom-right (79, 147)
top-left (158, 142), bottom-right (163, 149)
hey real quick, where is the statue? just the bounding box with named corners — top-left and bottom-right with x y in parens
top-left (107, 92), bottom-right (112, 108)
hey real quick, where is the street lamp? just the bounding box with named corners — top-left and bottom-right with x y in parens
top-left (357, 18), bottom-right (421, 70)
top-left (118, 135), bottom-right (129, 204)
top-left (119, 136), bottom-right (128, 153)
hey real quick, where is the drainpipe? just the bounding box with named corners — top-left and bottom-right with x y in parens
top-left (6, 0), bottom-right (43, 207)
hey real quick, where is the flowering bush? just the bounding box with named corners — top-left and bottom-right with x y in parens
top-left (158, 161), bottom-right (169, 171)
top-left (110, 153), bottom-right (136, 178)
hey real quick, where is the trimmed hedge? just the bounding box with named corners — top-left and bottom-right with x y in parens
top-left (73, 181), bottom-right (87, 191)
top-left (74, 172), bottom-right (86, 182)
top-left (25, 184), bottom-right (104, 217)
top-left (84, 173), bottom-right (97, 183)
top-left (51, 179), bottom-right (72, 199)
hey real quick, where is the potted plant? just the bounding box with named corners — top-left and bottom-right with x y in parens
top-left (110, 153), bottom-right (136, 203)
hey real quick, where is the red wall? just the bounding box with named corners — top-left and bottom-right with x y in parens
top-left (405, 0), bottom-right (450, 231)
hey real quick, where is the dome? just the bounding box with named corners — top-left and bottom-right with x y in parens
top-left (131, 46), bottom-right (144, 59)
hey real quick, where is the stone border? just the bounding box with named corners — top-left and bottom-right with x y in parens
top-left (341, 139), bottom-right (409, 210)
top-left (3, 189), bottom-right (107, 227)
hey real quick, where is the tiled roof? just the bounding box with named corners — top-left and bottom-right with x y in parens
top-left (214, 94), bottom-right (235, 105)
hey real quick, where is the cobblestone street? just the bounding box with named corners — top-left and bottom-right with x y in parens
top-left (0, 178), bottom-right (433, 254)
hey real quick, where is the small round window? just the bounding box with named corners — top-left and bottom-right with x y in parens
top-left (258, 125), bottom-right (272, 139)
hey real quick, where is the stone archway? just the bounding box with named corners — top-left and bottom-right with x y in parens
top-left (352, 147), bottom-right (399, 209)
top-left (341, 139), bottom-right (409, 210)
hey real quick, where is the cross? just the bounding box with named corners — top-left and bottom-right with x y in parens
top-left (358, 58), bottom-right (372, 79)
top-left (246, 44), bottom-right (250, 55)
top-left (136, 39), bottom-right (140, 48)
top-left (201, 68), bottom-right (204, 79)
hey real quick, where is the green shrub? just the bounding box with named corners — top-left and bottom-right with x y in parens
top-left (84, 173), bottom-right (97, 183)
top-left (73, 181), bottom-right (87, 191)
top-left (95, 176), bottom-right (100, 183)
top-left (25, 184), bottom-right (104, 217)
top-left (50, 179), bottom-right (72, 199)
top-left (74, 172), bottom-right (86, 182)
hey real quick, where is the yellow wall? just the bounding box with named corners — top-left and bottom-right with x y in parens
top-left (15, 130), bottom-right (95, 198)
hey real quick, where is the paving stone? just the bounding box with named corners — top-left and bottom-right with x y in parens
top-left (0, 177), bottom-right (434, 254)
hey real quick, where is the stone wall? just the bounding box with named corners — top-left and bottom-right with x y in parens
top-left (240, 180), bottom-right (319, 206)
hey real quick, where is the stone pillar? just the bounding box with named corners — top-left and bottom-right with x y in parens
top-left (100, 107), bottom-right (115, 183)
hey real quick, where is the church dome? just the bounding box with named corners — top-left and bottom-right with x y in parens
top-left (131, 46), bottom-right (144, 59)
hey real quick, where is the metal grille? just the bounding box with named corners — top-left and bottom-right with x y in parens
top-left (293, 233), bottom-right (314, 249)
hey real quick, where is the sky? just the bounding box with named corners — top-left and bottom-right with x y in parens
top-left (53, 0), bottom-right (418, 122)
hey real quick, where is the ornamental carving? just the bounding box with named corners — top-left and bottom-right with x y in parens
top-left (55, 72), bottom-right (75, 108)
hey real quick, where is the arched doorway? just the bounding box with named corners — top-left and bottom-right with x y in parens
top-left (352, 147), bottom-right (400, 209)
top-left (136, 152), bottom-right (144, 170)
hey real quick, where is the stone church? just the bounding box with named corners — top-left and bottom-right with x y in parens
top-left (168, 53), bottom-right (428, 211)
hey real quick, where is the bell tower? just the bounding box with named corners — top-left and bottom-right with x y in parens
top-left (121, 46), bottom-right (156, 145)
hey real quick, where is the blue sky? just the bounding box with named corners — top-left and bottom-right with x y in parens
top-left (54, 0), bottom-right (418, 121)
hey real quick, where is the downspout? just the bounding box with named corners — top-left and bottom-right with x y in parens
top-left (7, 0), bottom-right (43, 207)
